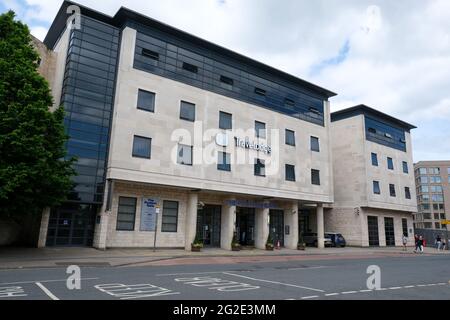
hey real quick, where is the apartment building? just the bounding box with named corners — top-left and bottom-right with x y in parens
top-left (414, 161), bottom-right (450, 230)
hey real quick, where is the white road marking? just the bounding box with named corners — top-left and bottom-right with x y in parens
top-left (403, 286), bottom-right (415, 289)
top-left (0, 286), bottom-right (27, 298)
top-left (388, 287), bottom-right (402, 290)
top-left (359, 289), bottom-right (373, 293)
top-left (95, 283), bottom-right (179, 300)
top-left (325, 293), bottom-right (340, 296)
top-left (157, 271), bottom-right (225, 277)
top-left (174, 276), bottom-right (260, 292)
top-left (222, 272), bottom-right (325, 293)
top-left (341, 291), bottom-right (358, 294)
top-left (35, 282), bottom-right (59, 300)
top-left (301, 296), bottom-right (319, 300)
top-left (0, 277), bottom-right (99, 286)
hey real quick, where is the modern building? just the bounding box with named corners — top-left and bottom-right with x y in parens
top-left (37, 1), bottom-right (337, 250)
top-left (328, 105), bottom-right (417, 247)
top-left (413, 161), bottom-right (450, 230)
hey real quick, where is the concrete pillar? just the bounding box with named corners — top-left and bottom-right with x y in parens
top-left (220, 200), bottom-right (236, 251)
top-left (93, 212), bottom-right (109, 250)
top-left (185, 192), bottom-right (199, 251)
top-left (37, 207), bottom-right (50, 248)
top-left (317, 204), bottom-right (324, 249)
top-left (255, 207), bottom-right (269, 250)
top-left (284, 202), bottom-right (299, 250)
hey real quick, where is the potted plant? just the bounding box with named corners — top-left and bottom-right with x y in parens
top-left (265, 233), bottom-right (274, 251)
top-left (297, 235), bottom-right (306, 250)
top-left (231, 232), bottom-right (241, 251)
top-left (191, 234), bottom-right (203, 252)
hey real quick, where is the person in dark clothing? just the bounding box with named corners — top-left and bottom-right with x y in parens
top-left (417, 236), bottom-right (424, 253)
top-left (414, 234), bottom-right (420, 253)
top-left (436, 235), bottom-right (442, 251)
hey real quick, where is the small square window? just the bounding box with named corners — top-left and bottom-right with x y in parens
top-left (220, 75), bottom-right (234, 86)
top-left (254, 159), bottom-right (266, 177)
top-left (255, 121), bottom-right (266, 139)
top-left (180, 101), bottom-right (196, 122)
top-left (371, 153), bottom-right (378, 166)
top-left (132, 136), bottom-right (151, 159)
top-left (387, 157), bottom-right (394, 170)
top-left (137, 89), bottom-right (155, 112)
top-left (218, 152), bottom-right (231, 172)
top-left (311, 169), bottom-right (320, 186)
top-left (311, 136), bottom-right (320, 152)
top-left (389, 184), bottom-right (396, 197)
top-left (177, 144), bottom-right (193, 166)
top-left (285, 164), bottom-right (296, 182)
top-left (373, 181), bottom-right (381, 194)
top-left (219, 111), bottom-right (232, 130)
top-left (285, 129), bottom-right (295, 146)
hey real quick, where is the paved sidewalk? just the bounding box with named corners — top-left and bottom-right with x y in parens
top-left (0, 246), bottom-right (448, 270)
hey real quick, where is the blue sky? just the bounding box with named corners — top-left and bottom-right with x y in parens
top-left (1, 0), bottom-right (449, 162)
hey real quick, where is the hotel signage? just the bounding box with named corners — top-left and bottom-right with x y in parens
top-left (215, 134), bottom-right (272, 154)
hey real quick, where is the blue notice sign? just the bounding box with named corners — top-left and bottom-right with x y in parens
top-left (140, 198), bottom-right (159, 231)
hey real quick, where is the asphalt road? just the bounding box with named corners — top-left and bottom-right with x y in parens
top-left (0, 254), bottom-right (449, 300)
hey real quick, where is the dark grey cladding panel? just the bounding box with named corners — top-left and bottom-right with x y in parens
top-left (365, 116), bottom-right (407, 152)
top-left (129, 21), bottom-right (325, 126)
top-left (61, 15), bottom-right (120, 204)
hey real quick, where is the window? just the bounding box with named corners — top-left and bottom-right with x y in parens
top-left (132, 136), bottom-right (152, 159)
top-left (142, 48), bottom-right (159, 60)
top-left (431, 186), bottom-right (443, 193)
top-left (433, 204), bottom-right (439, 211)
top-left (219, 111), bottom-right (232, 130)
top-left (429, 167), bottom-right (440, 174)
top-left (422, 204), bottom-right (430, 211)
top-left (180, 101), bottom-right (196, 122)
top-left (254, 159), bottom-right (266, 177)
top-left (448, 167), bottom-right (450, 175)
top-left (310, 137), bottom-right (320, 152)
top-left (309, 107), bottom-right (320, 115)
top-left (402, 218), bottom-right (408, 237)
top-left (420, 186), bottom-right (429, 193)
top-left (285, 164), bottom-right (296, 182)
top-left (161, 201), bottom-right (178, 232)
top-left (421, 194), bottom-right (430, 201)
top-left (402, 161), bottom-right (409, 174)
top-left (371, 153), bottom-right (378, 166)
top-left (255, 121), bottom-right (266, 139)
top-left (311, 169), bottom-right (321, 186)
top-left (419, 168), bottom-right (427, 175)
top-left (220, 75), bottom-right (234, 86)
top-left (285, 129), bottom-right (295, 146)
top-left (368, 127), bottom-right (377, 134)
top-left (218, 152), bottom-right (231, 172)
top-left (285, 98), bottom-right (295, 108)
top-left (137, 89), bottom-right (155, 112)
top-left (182, 62), bottom-right (198, 73)
top-left (420, 176), bottom-right (428, 184)
top-left (435, 222), bottom-right (441, 229)
top-left (430, 176), bottom-right (442, 183)
top-left (116, 197), bottom-right (136, 231)
top-left (387, 157), bottom-right (394, 170)
top-left (405, 187), bottom-right (411, 199)
top-left (373, 181), bottom-right (381, 195)
top-left (177, 144), bottom-right (193, 166)
top-left (389, 184), bottom-right (396, 197)
top-left (434, 213), bottom-right (439, 220)
top-left (254, 87), bottom-right (266, 96)
top-left (439, 203), bottom-right (445, 210)
top-left (432, 194), bottom-right (444, 202)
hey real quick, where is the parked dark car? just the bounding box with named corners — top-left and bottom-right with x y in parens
top-left (302, 232), bottom-right (333, 247)
top-left (325, 232), bottom-right (346, 247)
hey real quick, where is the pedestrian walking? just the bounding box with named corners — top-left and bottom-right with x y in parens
top-left (414, 234), bottom-right (419, 253)
top-left (436, 234), bottom-right (442, 251)
top-left (402, 234), bottom-right (408, 251)
top-left (418, 236), bottom-right (424, 253)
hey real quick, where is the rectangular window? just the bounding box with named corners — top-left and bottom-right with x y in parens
top-left (285, 164), bottom-right (296, 182)
top-left (254, 87), bottom-right (266, 96)
top-left (422, 204), bottom-right (430, 211)
top-left (285, 129), bottom-right (295, 146)
top-left (389, 184), bottom-right (396, 197)
top-left (420, 176), bottom-right (428, 184)
top-left (371, 153), bottom-right (378, 166)
top-left (310, 136), bottom-right (320, 152)
top-left (116, 197), bottom-right (136, 231)
top-left (402, 218), bottom-right (408, 237)
top-left (420, 186), bottom-right (429, 193)
top-left (254, 159), bottom-right (266, 177)
top-left (182, 62), bottom-right (198, 73)
top-left (219, 111), bottom-right (232, 130)
top-left (180, 101), bottom-right (196, 122)
top-left (431, 186), bottom-right (443, 193)
top-left (405, 187), bottom-right (411, 199)
top-left (387, 157), bottom-right (394, 170)
top-left (373, 181), bottom-right (381, 195)
top-left (218, 151), bottom-right (231, 172)
top-left (432, 194), bottom-right (444, 202)
top-left (142, 48), bottom-right (159, 60)
top-left (430, 176), bottom-right (442, 183)
top-left (311, 169), bottom-right (321, 186)
top-left (402, 161), bottom-right (409, 174)
top-left (220, 75), bottom-right (234, 86)
top-left (132, 136), bottom-right (152, 159)
top-left (419, 168), bottom-right (427, 175)
top-left (429, 167), bottom-right (440, 174)
top-left (161, 201), bottom-right (178, 232)
top-left (137, 89), bottom-right (155, 112)
top-left (255, 121), bottom-right (266, 139)
top-left (285, 98), bottom-right (295, 108)
top-left (177, 144), bottom-right (193, 166)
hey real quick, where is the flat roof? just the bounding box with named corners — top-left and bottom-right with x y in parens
top-left (44, 1), bottom-right (337, 99)
top-left (331, 104), bottom-right (417, 131)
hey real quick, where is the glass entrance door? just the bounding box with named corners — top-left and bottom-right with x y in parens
top-left (196, 205), bottom-right (221, 247)
top-left (236, 208), bottom-right (255, 246)
top-left (367, 216), bottom-right (380, 247)
top-left (270, 210), bottom-right (284, 246)
top-left (384, 217), bottom-right (395, 246)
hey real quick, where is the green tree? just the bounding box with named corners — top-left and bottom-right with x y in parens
top-left (0, 11), bottom-right (75, 219)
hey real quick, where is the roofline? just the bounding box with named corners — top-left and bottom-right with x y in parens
top-left (331, 104), bottom-right (417, 131)
top-left (43, 1), bottom-right (337, 99)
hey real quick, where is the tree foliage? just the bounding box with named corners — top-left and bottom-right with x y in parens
top-left (0, 11), bottom-right (75, 218)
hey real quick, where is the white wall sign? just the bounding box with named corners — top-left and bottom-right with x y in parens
top-left (140, 198), bottom-right (160, 231)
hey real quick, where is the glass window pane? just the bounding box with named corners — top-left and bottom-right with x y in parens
top-left (180, 101), bottom-right (195, 121)
top-left (255, 121), bottom-right (266, 139)
top-left (162, 201), bottom-right (178, 232)
top-left (286, 130), bottom-right (295, 146)
top-left (219, 111), bottom-right (232, 130)
top-left (312, 169), bottom-right (320, 185)
top-left (311, 137), bottom-right (320, 152)
top-left (132, 136), bottom-right (151, 158)
top-left (137, 89), bottom-right (155, 112)
top-left (177, 144), bottom-right (193, 165)
top-left (286, 164), bottom-right (296, 182)
top-left (218, 152), bottom-right (231, 171)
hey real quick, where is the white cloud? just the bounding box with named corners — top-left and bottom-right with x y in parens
top-left (4, 0), bottom-right (450, 162)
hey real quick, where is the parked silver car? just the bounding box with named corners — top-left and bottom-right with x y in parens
top-left (302, 232), bottom-right (333, 247)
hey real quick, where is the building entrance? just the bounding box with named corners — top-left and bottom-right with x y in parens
top-left (269, 210), bottom-right (284, 246)
top-left (236, 207), bottom-right (255, 246)
top-left (196, 205), bottom-right (221, 247)
top-left (368, 216), bottom-right (380, 247)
